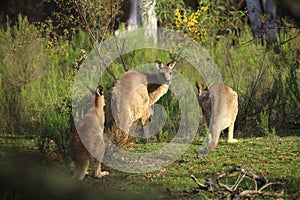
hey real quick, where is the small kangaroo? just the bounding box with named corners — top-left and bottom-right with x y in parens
top-left (106, 61), bottom-right (177, 142)
top-left (69, 86), bottom-right (109, 180)
top-left (196, 82), bottom-right (238, 150)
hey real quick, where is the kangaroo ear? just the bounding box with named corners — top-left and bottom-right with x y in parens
top-left (155, 60), bottom-right (163, 69)
top-left (96, 85), bottom-right (104, 96)
top-left (167, 60), bottom-right (177, 69)
top-left (86, 86), bottom-right (95, 95)
top-left (195, 81), bottom-right (204, 95)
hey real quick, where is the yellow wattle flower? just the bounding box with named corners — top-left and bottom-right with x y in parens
top-left (201, 5), bottom-right (209, 11)
top-left (174, 5), bottom-right (209, 43)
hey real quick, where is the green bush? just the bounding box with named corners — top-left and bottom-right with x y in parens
top-left (0, 15), bottom-right (89, 156)
top-left (0, 0), bottom-right (299, 155)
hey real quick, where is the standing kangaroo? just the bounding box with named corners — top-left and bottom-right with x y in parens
top-left (69, 86), bottom-right (109, 180)
top-left (105, 61), bottom-right (177, 143)
top-left (196, 82), bottom-right (238, 150)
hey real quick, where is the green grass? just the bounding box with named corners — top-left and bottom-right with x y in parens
top-left (0, 133), bottom-right (299, 199)
top-left (98, 135), bottom-right (300, 199)
top-left (0, 13), bottom-right (299, 200)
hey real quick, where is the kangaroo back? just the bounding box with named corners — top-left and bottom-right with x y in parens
top-left (196, 82), bottom-right (238, 153)
top-left (69, 86), bottom-right (108, 180)
top-left (106, 61), bottom-right (177, 145)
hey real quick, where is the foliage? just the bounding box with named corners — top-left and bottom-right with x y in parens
top-left (286, 51), bottom-right (300, 106)
top-left (174, 5), bottom-right (209, 42)
top-left (0, 0), bottom-right (299, 175)
top-left (0, 15), bottom-right (88, 156)
top-left (211, 25), bottom-right (300, 134)
top-left (256, 111), bottom-right (277, 136)
top-left (173, 1), bottom-right (245, 46)
top-left (0, 16), bottom-right (44, 134)
top-left (51, 0), bottom-right (123, 44)
top-left (0, 2), bottom-right (299, 200)
top-left (155, 0), bottom-right (185, 27)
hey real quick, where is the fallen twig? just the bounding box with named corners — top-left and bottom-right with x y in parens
top-left (171, 166), bottom-right (288, 199)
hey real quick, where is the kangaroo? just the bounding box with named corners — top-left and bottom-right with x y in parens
top-left (105, 61), bottom-right (177, 144)
top-left (69, 86), bottom-right (109, 180)
top-left (196, 82), bottom-right (238, 150)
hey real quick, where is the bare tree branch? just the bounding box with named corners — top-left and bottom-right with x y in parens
top-left (171, 166), bottom-right (287, 199)
top-left (73, 0), bottom-right (119, 80)
top-left (113, 35), bottom-right (128, 72)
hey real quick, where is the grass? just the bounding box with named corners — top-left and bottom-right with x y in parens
top-left (0, 13), bottom-right (299, 200)
top-left (0, 132), bottom-right (299, 199)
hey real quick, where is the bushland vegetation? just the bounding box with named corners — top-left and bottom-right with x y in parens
top-left (1, 0), bottom-right (298, 154)
top-left (0, 0), bottom-right (299, 199)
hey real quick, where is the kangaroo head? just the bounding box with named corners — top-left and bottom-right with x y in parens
top-left (195, 81), bottom-right (210, 104)
top-left (195, 81), bottom-right (205, 96)
top-left (87, 85), bottom-right (105, 108)
top-left (86, 85), bottom-right (104, 96)
top-left (96, 86), bottom-right (104, 96)
top-left (155, 60), bottom-right (177, 84)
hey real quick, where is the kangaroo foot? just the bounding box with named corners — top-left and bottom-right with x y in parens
top-left (95, 171), bottom-right (109, 178)
top-left (227, 138), bottom-right (238, 143)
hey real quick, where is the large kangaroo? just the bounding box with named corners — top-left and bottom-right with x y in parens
top-left (196, 82), bottom-right (238, 150)
top-left (69, 86), bottom-right (109, 180)
top-left (105, 61), bottom-right (177, 143)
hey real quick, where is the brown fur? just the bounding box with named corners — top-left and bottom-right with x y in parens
top-left (105, 61), bottom-right (177, 144)
top-left (196, 82), bottom-right (238, 149)
top-left (69, 86), bottom-right (109, 180)
top-left (147, 83), bottom-right (169, 106)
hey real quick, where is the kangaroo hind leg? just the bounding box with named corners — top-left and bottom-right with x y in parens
top-left (72, 158), bottom-right (90, 180)
top-left (94, 161), bottom-right (109, 178)
top-left (227, 122), bottom-right (238, 143)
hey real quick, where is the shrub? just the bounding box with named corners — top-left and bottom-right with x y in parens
top-left (1, 1), bottom-right (299, 152)
top-left (0, 15), bottom-right (89, 157)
